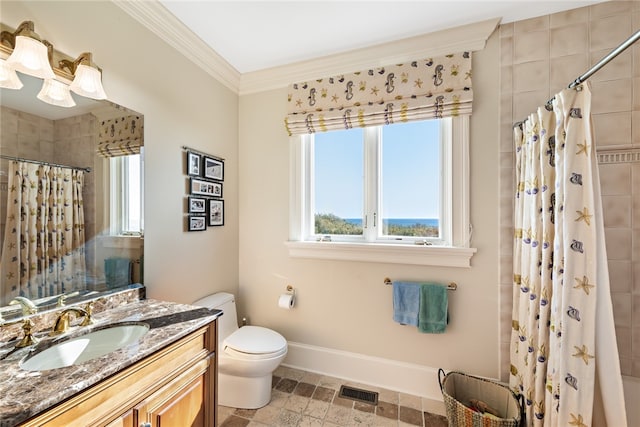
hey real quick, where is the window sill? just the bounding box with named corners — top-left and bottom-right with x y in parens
top-left (100, 235), bottom-right (143, 249)
top-left (284, 241), bottom-right (476, 267)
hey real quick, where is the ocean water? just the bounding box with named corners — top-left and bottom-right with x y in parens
top-left (344, 218), bottom-right (438, 227)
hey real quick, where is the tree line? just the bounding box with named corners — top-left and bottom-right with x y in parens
top-left (315, 213), bottom-right (438, 237)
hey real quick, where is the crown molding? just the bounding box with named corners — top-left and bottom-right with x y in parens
top-left (115, 1), bottom-right (499, 96)
top-left (112, 0), bottom-right (241, 93)
top-left (240, 17), bottom-right (500, 95)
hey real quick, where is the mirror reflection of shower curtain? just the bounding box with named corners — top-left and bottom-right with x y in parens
top-left (0, 161), bottom-right (86, 305)
top-left (510, 83), bottom-right (626, 426)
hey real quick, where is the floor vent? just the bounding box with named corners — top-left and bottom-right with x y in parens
top-left (338, 385), bottom-right (379, 405)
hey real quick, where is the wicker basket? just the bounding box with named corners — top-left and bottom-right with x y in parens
top-left (438, 369), bottom-right (523, 427)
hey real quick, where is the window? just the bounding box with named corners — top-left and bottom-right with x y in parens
top-left (288, 117), bottom-right (475, 267)
top-left (312, 120), bottom-right (446, 244)
top-left (109, 150), bottom-right (143, 236)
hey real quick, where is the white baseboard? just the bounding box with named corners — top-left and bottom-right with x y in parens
top-left (282, 341), bottom-right (446, 416)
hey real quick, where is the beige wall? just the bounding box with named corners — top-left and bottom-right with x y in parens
top-left (499, 0), bottom-right (640, 381)
top-left (237, 32), bottom-right (501, 376)
top-left (1, 1), bottom-right (240, 304)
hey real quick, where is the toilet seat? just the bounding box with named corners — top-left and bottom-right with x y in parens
top-left (223, 326), bottom-right (287, 360)
top-left (224, 345), bottom-right (288, 361)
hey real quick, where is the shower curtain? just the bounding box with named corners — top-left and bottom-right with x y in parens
top-left (0, 161), bottom-right (86, 305)
top-left (510, 83), bottom-right (627, 426)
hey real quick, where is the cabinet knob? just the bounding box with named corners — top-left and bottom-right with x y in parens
top-left (140, 423), bottom-right (151, 427)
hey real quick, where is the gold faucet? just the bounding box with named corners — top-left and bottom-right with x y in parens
top-left (56, 291), bottom-right (80, 307)
top-left (51, 307), bottom-right (91, 336)
top-left (9, 296), bottom-right (38, 316)
top-left (15, 319), bottom-right (39, 348)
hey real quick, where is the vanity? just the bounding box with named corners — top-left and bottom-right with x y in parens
top-left (0, 288), bottom-right (221, 427)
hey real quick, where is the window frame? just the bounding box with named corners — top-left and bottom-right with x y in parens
top-left (287, 116), bottom-right (475, 267)
top-left (107, 152), bottom-right (144, 237)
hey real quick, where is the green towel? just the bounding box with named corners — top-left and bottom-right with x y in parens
top-left (418, 283), bottom-right (448, 333)
top-left (104, 257), bottom-right (132, 289)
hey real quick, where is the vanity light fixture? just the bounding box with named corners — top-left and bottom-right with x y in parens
top-left (37, 78), bottom-right (76, 107)
top-left (0, 20), bottom-right (108, 106)
top-left (3, 21), bottom-right (55, 80)
top-left (0, 58), bottom-right (23, 89)
top-left (60, 52), bottom-right (107, 100)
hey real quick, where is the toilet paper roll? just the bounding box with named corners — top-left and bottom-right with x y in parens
top-left (278, 293), bottom-right (295, 309)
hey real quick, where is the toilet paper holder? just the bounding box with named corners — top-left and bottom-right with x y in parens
top-left (278, 285), bottom-right (296, 310)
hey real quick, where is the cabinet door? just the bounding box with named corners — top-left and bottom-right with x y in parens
top-left (135, 358), bottom-right (211, 427)
top-left (152, 374), bottom-right (206, 426)
top-left (103, 410), bottom-right (134, 427)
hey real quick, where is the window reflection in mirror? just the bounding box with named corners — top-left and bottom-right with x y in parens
top-left (0, 73), bottom-right (144, 322)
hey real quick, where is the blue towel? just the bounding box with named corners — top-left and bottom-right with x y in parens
top-left (418, 283), bottom-right (448, 333)
top-left (392, 281), bottom-right (421, 326)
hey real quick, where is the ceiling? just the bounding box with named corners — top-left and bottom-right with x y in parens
top-left (1, 0), bottom-right (609, 116)
top-left (158, 0), bottom-right (606, 74)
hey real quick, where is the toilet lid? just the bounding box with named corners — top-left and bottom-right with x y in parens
top-left (223, 325), bottom-right (287, 355)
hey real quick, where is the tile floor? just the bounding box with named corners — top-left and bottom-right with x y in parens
top-left (218, 366), bottom-right (448, 427)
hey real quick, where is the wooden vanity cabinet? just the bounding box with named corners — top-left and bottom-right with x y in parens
top-left (133, 357), bottom-right (210, 426)
top-left (19, 319), bottom-right (217, 427)
top-left (103, 411), bottom-right (134, 427)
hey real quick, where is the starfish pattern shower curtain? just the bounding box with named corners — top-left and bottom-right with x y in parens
top-left (510, 83), bottom-right (626, 426)
top-left (0, 161), bottom-right (86, 304)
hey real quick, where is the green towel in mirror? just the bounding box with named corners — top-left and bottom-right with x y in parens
top-left (104, 257), bottom-right (132, 289)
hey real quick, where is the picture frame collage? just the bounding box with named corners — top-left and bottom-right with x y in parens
top-left (186, 150), bottom-right (224, 231)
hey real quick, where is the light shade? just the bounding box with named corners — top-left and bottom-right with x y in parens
top-left (0, 58), bottom-right (23, 89)
top-left (37, 79), bottom-right (76, 107)
top-left (69, 64), bottom-right (106, 100)
top-left (6, 35), bottom-right (55, 79)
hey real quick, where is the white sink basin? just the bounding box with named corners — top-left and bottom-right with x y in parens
top-left (20, 322), bottom-right (149, 371)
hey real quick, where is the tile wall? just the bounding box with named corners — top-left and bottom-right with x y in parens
top-left (52, 113), bottom-right (99, 280)
top-left (499, 1), bottom-right (640, 381)
top-left (0, 107), bottom-right (55, 250)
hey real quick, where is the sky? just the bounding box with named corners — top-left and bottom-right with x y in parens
top-left (314, 120), bottom-right (440, 220)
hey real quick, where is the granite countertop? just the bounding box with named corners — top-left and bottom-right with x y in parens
top-left (0, 298), bottom-right (221, 426)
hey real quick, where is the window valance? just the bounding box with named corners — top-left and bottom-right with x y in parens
top-left (97, 115), bottom-right (143, 157)
top-left (285, 52), bottom-right (472, 136)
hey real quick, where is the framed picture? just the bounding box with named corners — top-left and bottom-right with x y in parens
top-left (211, 181), bottom-right (223, 198)
top-left (187, 151), bottom-right (201, 177)
top-left (203, 156), bottom-right (224, 181)
top-left (188, 196), bottom-right (206, 214)
top-left (208, 199), bottom-right (224, 226)
top-left (188, 215), bottom-right (206, 231)
top-left (191, 178), bottom-right (223, 197)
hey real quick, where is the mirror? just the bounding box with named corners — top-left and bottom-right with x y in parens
top-left (0, 73), bottom-right (144, 323)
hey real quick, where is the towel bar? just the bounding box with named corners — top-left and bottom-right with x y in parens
top-left (384, 277), bottom-right (457, 291)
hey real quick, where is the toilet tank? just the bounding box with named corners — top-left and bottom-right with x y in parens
top-left (192, 292), bottom-right (239, 341)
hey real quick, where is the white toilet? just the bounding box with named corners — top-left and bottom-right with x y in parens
top-left (193, 292), bottom-right (287, 409)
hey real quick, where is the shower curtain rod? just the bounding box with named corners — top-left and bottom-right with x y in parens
top-left (0, 155), bottom-right (91, 173)
top-left (568, 28), bottom-right (640, 89)
top-left (515, 28), bottom-right (640, 128)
